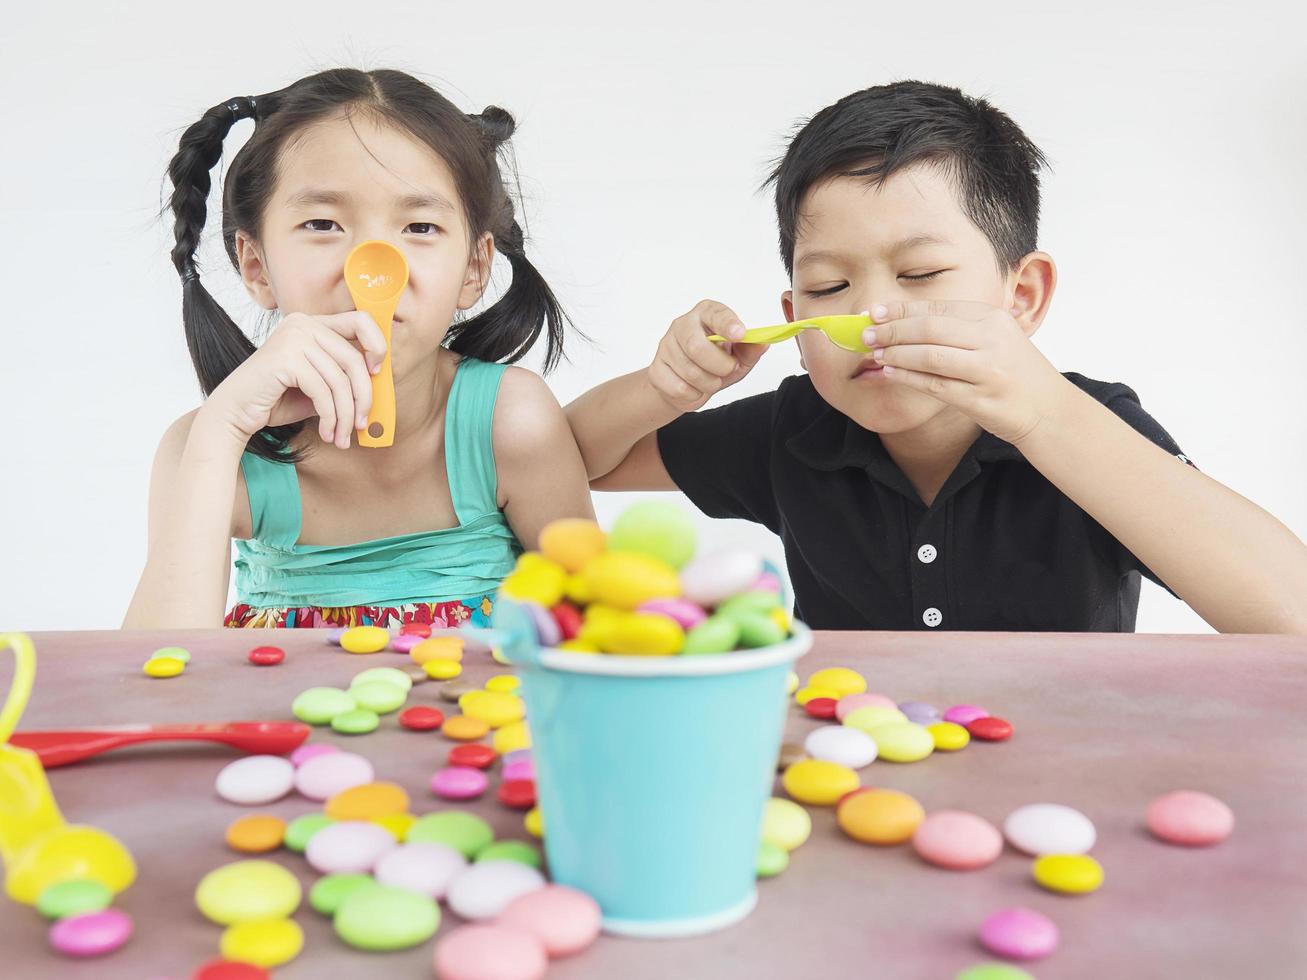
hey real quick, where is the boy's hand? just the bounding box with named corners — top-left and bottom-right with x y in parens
top-left (865, 300), bottom-right (1075, 446)
top-left (649, 300), bottom-right (768, 413)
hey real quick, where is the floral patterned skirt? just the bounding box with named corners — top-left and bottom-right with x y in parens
top-left (224, 596), bottom-right (496, 630)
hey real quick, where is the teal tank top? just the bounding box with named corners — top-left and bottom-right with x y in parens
top-left (233, 358), bottom-right (522, 610)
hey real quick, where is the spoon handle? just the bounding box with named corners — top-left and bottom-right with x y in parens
top-left (354, 295), bottom-right (399, 447)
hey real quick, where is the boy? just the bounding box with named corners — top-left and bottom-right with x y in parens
top-left (565, 81), bottom-right (1307, 633)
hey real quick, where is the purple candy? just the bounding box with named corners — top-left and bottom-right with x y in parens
top-left (502, 760), bottom-right (535, 782)
top-left (390, 634), bottom-right (424, 654)
top-left (290, 743), bottom-right (339, 767)
top-left (898, 701), bottom-right (941, 725)
top-left (431, 765), bottom-right (490, 800)
top-left (943, 704), bottom-right (990, 726)
top-left (503, 749), bottom-right (533, 767)
top-left (326, 627), bottom-right (347, 646)
top-left (978, 907), bottom-right (1059, 960)
top-left (637, 598), bottom-right (708, 631)
top-left (523, 602), bottom-right (562, 647)
top-left (49, 908), bottom-right (133, 957)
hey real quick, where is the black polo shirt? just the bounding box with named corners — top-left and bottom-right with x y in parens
top-left (657, 373), bottom-right (1190, 632)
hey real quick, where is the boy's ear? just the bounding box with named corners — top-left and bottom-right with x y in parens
top-left (457, 232), bottom-right (495, 310)
top-left (781, 289), bottom-right (795, 323)
top-left (1008, 251), bottom-right (1057, 337)
top-left (235, 232), bottom-right (278, 310)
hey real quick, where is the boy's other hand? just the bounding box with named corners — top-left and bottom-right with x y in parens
top-left (865, 300), bottom-right (1074, 446)
top-left (648, 300), bottom-right (769, 413)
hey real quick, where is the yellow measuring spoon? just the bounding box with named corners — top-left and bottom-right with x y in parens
top-left (708, 313), bottom-right (873, 353)
top-left (345, 241), bottom-right (410, 448)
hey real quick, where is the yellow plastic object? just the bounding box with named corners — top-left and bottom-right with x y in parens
top-left (0, 634), bottom-right (136, 905)
top-left (707, 314), bottom-right (872, 353)
top-left (344, 240), bottom-right (409, 448)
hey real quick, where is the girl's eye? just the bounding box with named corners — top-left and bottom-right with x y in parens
top-left (405, 222), bottom-right (441, 235)
top-left (302, 219), bottom-right (340, 233)
top-left (901, 270), bottom-right (947, 282)
top-left (804, 283), bottom-right (847, 297)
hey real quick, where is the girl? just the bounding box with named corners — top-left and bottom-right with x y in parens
top-left (124, 68), bottom-right (594, 630)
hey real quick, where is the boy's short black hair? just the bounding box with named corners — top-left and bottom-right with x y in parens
top-left (765, 80), bottom-right (1048, 277)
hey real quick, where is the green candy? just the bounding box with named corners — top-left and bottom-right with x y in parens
top-left (284, 814), bottom-right (335, 853)
top-left (36, 879), bottom-right (112, 919)
top-left (756, 840), bottom-right (789, 878)
top-left (954, 966), bottom-right (1036, 980)
top-left (607, 501), bottom-right (697, 569)
top-left (150, 646), bottom-right (191, 663)
top-left (406, 811), bottom-right (494, 858)
top-left (334, 884), bottom-right (440, 950)
top-left (331, 708), bottom-right (380, 734)
top-left (683, 615), bottom-right (741, 655)
top-left (475, 840), bottom-right (542, 869)
top-left (715, 591), bottom-right (782, 620)
top-left (736, 611), bottom-right (785, 649)
top-left (309, 873), bottom-right (377, 916)
top-left (350, 667), bottom-right (413, 693)
top-left (348, 681), bottom-right (407, 714)
top-left (292, 687), bottom-right (356, 725)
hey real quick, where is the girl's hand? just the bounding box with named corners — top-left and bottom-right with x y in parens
top-left (649, 300), bottom-right (768, 413)
top-left (199, 311), bottom-right (389, 449)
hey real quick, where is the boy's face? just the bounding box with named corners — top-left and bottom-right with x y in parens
top-left (783, 163), bottom-right (1019, 435)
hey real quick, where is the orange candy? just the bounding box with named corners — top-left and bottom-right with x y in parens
top-left (324, 781), bottom-right (410, 821)
top-left (442, 715), bottom-right (491, 742)
top-left (836, 788), bottom-right (925, 845)
top-left (410, 637), bottom-right (465, 665)
top-left (224, 814), bottom-right (287, 853)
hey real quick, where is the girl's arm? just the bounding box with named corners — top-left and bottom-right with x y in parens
top-left (494, 367), bottom-right (596, 550)
top-left (123, 410), bottom-right (246, 628)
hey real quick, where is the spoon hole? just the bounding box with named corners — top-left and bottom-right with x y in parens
top-left (368, 422), bottom-right (384, 438)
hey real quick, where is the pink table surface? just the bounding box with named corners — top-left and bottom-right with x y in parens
top-left (2, 629), bottom-right (1305, 979)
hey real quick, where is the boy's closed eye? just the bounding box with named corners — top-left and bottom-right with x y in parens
top-left (803, 270), bottom-right (950, 298)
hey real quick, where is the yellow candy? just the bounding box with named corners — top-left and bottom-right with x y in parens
top-left (563, 573), bottom-right (593, 606)
top-left (458, 690), bottom-right (526, 729)
top-left (580, 551), bottom-right (680, 610)
top-left (577, 605), bottom-right (627, 648)
top-left (143, 657), bottom-right (185, 678)
top-left (837, 788), bottom-right (924, 844)
top-left (761, 798), bottom-right (812, 851)
top-left (603, 612), bottom-right (684, 655)
top-left (494, 720), bottom-right (532, 755)
top-left (808, 667), bottom-right (867, 698)
top-left (524, 807), bottom-right (544, 838)
top-left (794, 685), bottom-right (840, 707)
top-left (410, 637), bottom-right (464, 665)
top-left (842, 705), bottom-right (908, 733)
top-left (781, 759), bottom-right (859, 806)
top-left (867, 722), bottom-right (934, 763)
top-left (490, 646), bottom-right (511, 666)
top-left (558, 638), bottom-right (601, 653)
top-left (927, 721), bottom-right (971, 751)
top-left (769, 607), bottom-right (791, 634)
top-left (373, 812), bottom-right (417, 841)
top-left (423, 659), bottom-right (463, 680)
top-left (485, 674), bottom-right (521, 694)
top-left (1033, 854), bottom-right (1104, 894)
top-left (786, 671), bottom-right (800, 695)
top-left (325, 781), bottom-right (409, 821)
top-left (501, 555), bottom-right (567, 607)
top-left (220, 917), bottom-right (304, 968)
top-left (539, 518), bottom-right (608, 573)
top-left (340, 626), bottom-right (390, 655)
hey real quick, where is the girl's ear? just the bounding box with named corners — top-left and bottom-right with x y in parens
top-left (457, 232), bottom-right (495, 310)
top-left (235, 231), bottom-right (278, 310)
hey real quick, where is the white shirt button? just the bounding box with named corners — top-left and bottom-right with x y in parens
top-left (922, 607), bottom-right (943, 628)
top-left (917, 544), bottom-right (937, 564)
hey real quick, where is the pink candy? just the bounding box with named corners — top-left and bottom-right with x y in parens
top-left (49, 909), bottom-right (133, 957)
top-left (498, 885), bottom-right (602, 958)
top-left (835, 692), bottom-right (898, 720)
top-left (978, 907), bottom-right (1059, 961)
top-left (912, 810), bottom-right (1003, 870)
top-left (434, 924), bottom-right (547, 980)
top-left (432, 766), bottom-right (490, 800)
top-left (389, 634), bottom-right (424, 654)
top-left (637, 598), bottom-right (708, 631)
top-left (1146, 790), bottom-right (1234, 846)
top-left (290, 743), bottom-right (339, 767)
top-left (943, 704), bottom-right (990, 725)
top-left (502, 760), bottom-right (535, 782)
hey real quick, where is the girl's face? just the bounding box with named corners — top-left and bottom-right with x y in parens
top-left (235, 111), bottom-right (491, 375)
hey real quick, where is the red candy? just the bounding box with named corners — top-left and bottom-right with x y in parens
top-left (551, 603), bottom-right (583, 641)
top-left (399, 706), bottom-right (445, 731)
top-left (497, 779), bottom-right (537, 810)
top-left (401, 622), bottom-right (433, 637)
top-left (247, 646), bottom-right (285, 666)
top-left (192, 961), bottom-right (272, 980)
top-left (449, 743), bottom-right (498, 769)
top-left (966, 716), bottom-right (1013, 741)
top-left (804, 697), bottom-right (838, 720)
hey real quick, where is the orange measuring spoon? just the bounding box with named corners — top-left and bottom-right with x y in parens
top-left (345, 240), bottom-right (409, 448)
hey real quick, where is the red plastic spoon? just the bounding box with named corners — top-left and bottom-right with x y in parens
top-left (9, 722), bottom-right (311, 768)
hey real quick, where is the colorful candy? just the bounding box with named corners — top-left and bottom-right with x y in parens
top-left (1145, 790), bottom-right (1234, 846)
top-left (781, 759), bottom-right (860, 806)
top-left (334, 884), bottom-right (441, 950)
top-left (1004, 804), bottom-right (1096, 856)
top-left (837, 788), bottom-right (925, 845)
top-left (978, 907), bottom-right (1059, 961)
top-left (195, 860), bottom-right (301, 925)
top-left (912, 811), bottom-right (1003, 870)
top-left (214, 756), bottom-right (295, 806)
top-left (1032, 853), bottom-right (1105, 894)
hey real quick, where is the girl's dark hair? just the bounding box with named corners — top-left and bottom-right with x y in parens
top-left (166, 68), bottom-right (570, 461)
top-left (764, 80), bottom-right (1049, 279)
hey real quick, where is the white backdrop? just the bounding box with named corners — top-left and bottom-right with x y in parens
top-left (3, 0), bottom-right (1304, 632)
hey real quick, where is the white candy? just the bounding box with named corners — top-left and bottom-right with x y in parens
top-left (1003, 803), bottom-right (1097, 855)
top-left (214, 754), bottom-right (295, 805)
top-left (446, 860), bottom-right (546, 920)
top-left (374, 843), bottom-right (468, 899)
top-left (294, 752), bottom-right (375, 801)
top-left (680, 551), bottom-right (764, 608)
top-left (305, 821), bottom-right (397, 874)
top-left (803, 725), bottom-right (878, 769)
